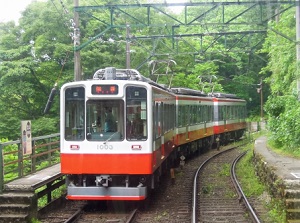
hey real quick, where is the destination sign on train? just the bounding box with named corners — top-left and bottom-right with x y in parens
top-left (91, 85), bottom-right (118, 95)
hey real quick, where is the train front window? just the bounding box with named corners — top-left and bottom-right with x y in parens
top-left (126, 86), bottom-right (147, 141)
top-left (64, 87), bottom-right (85, 141)
top-left (86, 100), bottom-right (124, 141)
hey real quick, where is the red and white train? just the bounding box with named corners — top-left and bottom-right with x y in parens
top-left (60, 67), bottom-right (246, 201)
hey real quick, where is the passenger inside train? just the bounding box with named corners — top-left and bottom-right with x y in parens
top-left (104, 107), bottom-right (116, 132)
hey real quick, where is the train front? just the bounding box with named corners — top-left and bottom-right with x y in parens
top-left (60, 68), bottom-right (153, 201)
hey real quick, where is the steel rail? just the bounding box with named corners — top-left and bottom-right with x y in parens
top-left (231, 151), bottom-right (261, 223)
top-left (63, 206), bottom-right (85, 223)
top-left (126, 208), bottom-right (138, 223)
top-left (191, 146), bottom-right (237, 223)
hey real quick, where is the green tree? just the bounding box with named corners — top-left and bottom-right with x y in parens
top-left (0, 0), bottom-right (271, 140)
top-left (260, 9), bottom-right (299, 150)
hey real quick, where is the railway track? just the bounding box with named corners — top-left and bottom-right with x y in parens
top-left (39, 143), bottom-right (269, 223)
top-left (73, 204), bottom-right (138, 223)
top-left (38, 200), bottom-right (86, 223)
top-left (39, 199), bottom-right (138, 223)
top-left (192, 147), bottom-right (261, 223)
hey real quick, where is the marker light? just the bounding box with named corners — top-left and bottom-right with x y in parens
top-left (70, 145), bottom-right (80, 150)
top-left (131, 145), bottom-right (142, 150)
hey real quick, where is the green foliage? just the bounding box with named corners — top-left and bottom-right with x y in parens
top-left (172, 62), bottom-right (224, 93)
top-left (266, 199), bottom-right (286, 223)
top-left (265, 95), bottom-right (300, 152)
top-left (260, 11), bottom-right (296, 95)
top-left (0, 0), bottom-right (272, 141)
top-left (259, 8), bottom-right (300, 151)
top-left (31, 117), bottom-right (59, 136)
top-left (264, 92), bottom-right (300, 151)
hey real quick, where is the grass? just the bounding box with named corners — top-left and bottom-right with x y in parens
top-left (267, 140), bottom-right (300, 159)
top-left (218, 163), bottom-right (230, 177)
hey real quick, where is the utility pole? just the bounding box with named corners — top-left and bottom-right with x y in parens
top-left (296, 2), bottom-right (300, 100)
top-left (257, 78), bottom-right (263, 121)
top-left (74, 0), bottom-right (81, 81)
top-left (260, 79), bottom-right (263, 121)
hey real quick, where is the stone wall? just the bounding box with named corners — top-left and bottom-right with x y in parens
top-left (253, 151), bottom-right (300, 222)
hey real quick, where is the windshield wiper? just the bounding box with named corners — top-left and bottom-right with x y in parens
top-left (104, 132), bottom-right (118, 144)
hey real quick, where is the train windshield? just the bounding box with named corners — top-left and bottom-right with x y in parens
top-left (86, 100), bottom-right (124, 141)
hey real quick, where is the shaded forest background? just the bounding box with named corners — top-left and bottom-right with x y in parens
top-left (0, 0), bottom-right (299, 153)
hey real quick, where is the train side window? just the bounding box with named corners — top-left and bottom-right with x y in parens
top-left (64, 87), bottom-right (85, 141)
top-left (203, 105), bottom-right (207, 122)
top-left (178, 105), bottom-right (182, 127)
top-left (193, 105), bottom-right (197, 124)
top-left (240, 106), bottom-right (243, 119)
top-left (126, 86), bottom-right (147, 141)
top-left (166, 104), bottom-right (170, 131)
top-left (233, 106), bottom-right (236, 119)
top-left (220, 106), bottom-right (224, 121)
top-left (207, 105), bottom-right (210, 122)
top-left (180, 105), bottom-right (184, 127)
top-left (209, 105), bottom-right (212, 122)
top-left (200, 105), bottom-right (203, 123)
top-left (225, 106), bottom-right (229, 120)
top-left (186, 105), bottom-right (190, 125)
top-left (234, 106), bottom-right (237, 119)
top-left (196, 105), bottom-right (200, 123)
top-left (171, 104), bottom-right (175, 129)
top-left (184, 105), bottom-right (188, 126)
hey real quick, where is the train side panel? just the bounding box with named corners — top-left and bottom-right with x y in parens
top-left (213, 97), bottom-right (247, 141)
top-left (174, 95), bottom-right (214, 146)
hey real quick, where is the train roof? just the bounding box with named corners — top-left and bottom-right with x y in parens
top-left (92, 67), bottom-right (172, 92)
top-left (170, 87), bottom-right (207, 97)
top-left (91, 67), bottom-right (243, 100)
top-left (93, 67), bottom-right (143, 81)
top-left (208, 92), bottom-right (241, 99)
